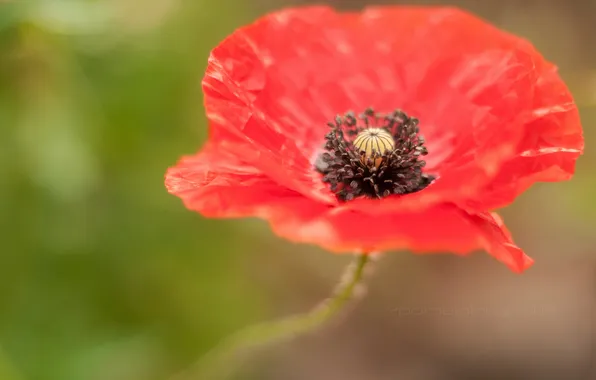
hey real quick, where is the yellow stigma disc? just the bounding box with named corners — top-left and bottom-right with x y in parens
top-left (353, 128), bottom-right (395, 167)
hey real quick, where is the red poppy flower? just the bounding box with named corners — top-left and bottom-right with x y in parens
top-left (165, 6), bottom-right (583, 273)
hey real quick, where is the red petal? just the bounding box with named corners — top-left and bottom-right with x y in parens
top-left (202, 6), bottom-right (582, 212)
top-left (268, 202), bottom-right (533, 273)
top-left (358, 7), bottom-right (582, 210)
top-left (166, 144), bottom-right (532, 272)
top-left (342, 47), bottom-right (555, 215)
top-left (165, 142), bottom-right (301, 218)
top-left (165, 143), bottom-right (532, 272)
top-left (464, 64), bottom-right (584, 210)
top-left (202, 6), bottom-right (354, 205)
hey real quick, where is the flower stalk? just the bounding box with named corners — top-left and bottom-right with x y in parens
top-left (173, 253), bottom-right (372, 380)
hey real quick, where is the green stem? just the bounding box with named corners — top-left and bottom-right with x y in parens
top-left (172, 253), bottom-right (372, 380)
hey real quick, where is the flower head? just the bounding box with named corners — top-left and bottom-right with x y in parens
top-left (165, 6), bottom-right (584, 272)
top-left (317, 108), bottom-right (434, 201)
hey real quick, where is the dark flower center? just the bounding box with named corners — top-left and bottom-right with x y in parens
top-left (315, 108), bottom-right (436, 201)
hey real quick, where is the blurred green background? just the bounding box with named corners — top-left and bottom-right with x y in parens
top-left (1, 1), bottom-right (594, 380)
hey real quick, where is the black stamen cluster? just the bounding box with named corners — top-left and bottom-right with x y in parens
top-left (315, 108), bottom-right (435, 201)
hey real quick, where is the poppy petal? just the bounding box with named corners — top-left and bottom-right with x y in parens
top-left (267, 202), bottom-right (533, 273)
top-left (202, 6), bottom-right (581, 212)
top-left (165, 142), bottom-right (302, 218)
top-left (166, 146), bottom-right (534, 272)
top-left (357, 7), bottom-right (582, 211)
top-left (336, 48), bottom-right (547, 215)
top-left (202, 6), bottom-right (353, 205)
top-left (464, 64), bottom-right (584, 210)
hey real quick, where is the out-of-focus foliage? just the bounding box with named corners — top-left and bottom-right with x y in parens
top-left (0, 1), bottom-right (269, 380)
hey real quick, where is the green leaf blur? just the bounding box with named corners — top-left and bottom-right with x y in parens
top-left (0, 1), bottom-right (268, 380)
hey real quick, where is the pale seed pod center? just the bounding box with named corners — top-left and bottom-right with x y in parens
top-left (353, 128), bottom-right (395, 168)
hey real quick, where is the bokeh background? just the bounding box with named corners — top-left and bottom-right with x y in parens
top-left (1, 1), bottom-right (595, 379)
